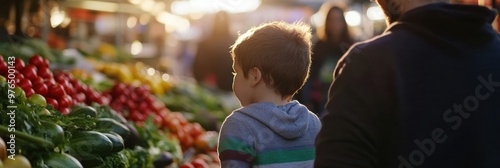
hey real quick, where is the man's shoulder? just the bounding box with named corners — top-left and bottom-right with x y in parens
top-left (353, 31), bottom-right (414, 53)
top-left (341, 30), bottom-right (418, 67)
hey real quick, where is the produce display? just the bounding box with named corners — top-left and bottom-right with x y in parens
top-left (0, 54), bottom-right (223, 168)
top-left (0, 55), bottom-right (108, 114)
top-left (93, 61), bottom-right (173, 95)
top-left (106, 83), bottom-right (218, 153)
top-left (78, 43), bottom-right (133, 63)
top-left (159, 82), bottom-right (237, 131)
top-left (0, 39), bottom-right (75, 65)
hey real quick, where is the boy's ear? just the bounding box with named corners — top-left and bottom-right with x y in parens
top-left (249, 67), bottom-right (262, 86)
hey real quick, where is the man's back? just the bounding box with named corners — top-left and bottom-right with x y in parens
top-left (315, 3), bottom-right (500, 168)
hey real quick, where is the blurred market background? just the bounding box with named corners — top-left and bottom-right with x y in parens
top-left (0, 0), bottom-right (498, 167)
top-left (1, 0), bottom-right (497, 76)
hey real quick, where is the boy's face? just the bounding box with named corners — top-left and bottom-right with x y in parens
top-left (232, 61), bottom-right (253, 107)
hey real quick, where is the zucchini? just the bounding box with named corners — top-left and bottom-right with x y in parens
top-left (95, 105), bottom-right (127, 124)
top-left (68, 131), bottom-right (113, 157)
top-left (37, 121), bottom-right (65, 146)
top-left (68, 106), bottom-right (97, 118)
top-left (44, 152), bottom-right (83, 168)
top-left (96, 118), bottom-right (130, 139)
top-left (102, 133), bottom-right (124, 153)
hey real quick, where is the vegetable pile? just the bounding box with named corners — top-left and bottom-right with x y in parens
top-left (0, 55), bottom-right (108, 114)
top-left (1, 55), bottom-right (223, 167)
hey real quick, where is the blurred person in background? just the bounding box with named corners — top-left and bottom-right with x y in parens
top-left (192, 11), bottom-right (235, 92)
top-left (315, 0), bottom-right (500, 167)
top-left (298, 4), bottom-right (354, 116)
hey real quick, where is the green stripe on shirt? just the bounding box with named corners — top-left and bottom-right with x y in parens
top-left (218, 136), bottom-right (255, 156)
top-left (253, 148), bottom-right (315, 165)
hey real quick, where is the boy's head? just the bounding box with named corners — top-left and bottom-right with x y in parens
top-left (230, 21), bottom-right (312, 102)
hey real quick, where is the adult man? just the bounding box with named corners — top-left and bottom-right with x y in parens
top-left (314, 0), bottom-right (500, 167)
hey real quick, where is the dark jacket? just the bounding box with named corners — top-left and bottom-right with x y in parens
top-left (315, 3), bottom-right (500, 168)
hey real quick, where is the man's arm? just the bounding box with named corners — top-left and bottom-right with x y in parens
top-left (315, 49), bottom-right (381, 168)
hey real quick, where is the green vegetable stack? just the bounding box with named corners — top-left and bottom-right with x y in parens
top-left (0, 77), bottom-right (171, 168)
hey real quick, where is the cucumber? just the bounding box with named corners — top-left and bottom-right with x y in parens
top-left (44, 152), bottom-right (83, 168)
top-left (68, 131), bottom-right (113, 157)
top-left (102, 133), bottom-right (124, 153)
top-left (96, 118), bottom-right (130, 139)
top-left (68, 106), bottom-right (97, 118)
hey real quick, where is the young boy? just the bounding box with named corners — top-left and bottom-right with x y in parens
top-left (218, 21), bottom-right (321, 168)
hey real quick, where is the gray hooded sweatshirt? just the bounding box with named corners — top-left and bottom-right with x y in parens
top-left (218, 100), bottom-right (321, 168)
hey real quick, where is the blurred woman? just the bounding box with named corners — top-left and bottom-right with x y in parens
top-left (299, 5), bottom-right (354, 116)
top-left (192, 11), bottom-right (235, 91)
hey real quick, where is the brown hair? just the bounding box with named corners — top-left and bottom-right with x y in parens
top-left (231, 21), bottom-right (312, 98)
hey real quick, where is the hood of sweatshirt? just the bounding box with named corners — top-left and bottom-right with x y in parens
top-left (388, 3), bottom-right (499, 55)
top-left (237, 100), bottom-right (316, 139)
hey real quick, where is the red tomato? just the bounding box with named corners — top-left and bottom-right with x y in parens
top-left (100, 97), bottom-right (110, 105)
top-left (63, 72), bottom-right (73, 79)
top-left (49, 84), bottom-right (66, 99)
top-left (129, 111), bottom-right (145, 121)
top-left (18, 78), bottom-right (32, 91)
top-left (138, 101), bottom-right (149, 111)
top-left (13, 71), bottom-right (24, 84)
top-left (73, 92), bottom-right (86, 103)
top-left (166, 118), bottom-right (180, 132)
top-left (80, 84), bottom-right (91, 94)
top-left (110, 101), bottom-right (123, 112)
top-left (173, 112), bottom-right (188, 126)
top-left (29, 55), bottom-right (46, 67)
top-left (144, 95), bottom-right (155, 105)
top-left (58, 78), bottom-right (70, 87)
top-left (112, 83), bottom-right (127, 95)
top-left (117, 95), bottom-right (127, 104)
top-left (183, 124), bottom-right (193, 135)
top-left (25, 88), bottom-right (35, 98)
top-left (44, 79), bottom-right (56, 88)
top-left (182, 132), bottom-right (194, 147)
top-left (191, 123), bottom-right (205, 138)
top-left (33, 83), bottom-right (49, 96)
top-left (154, 116), bottom-right (163, 126)
top-left (123, 88), bottom-right (131, 96)
top-left (14, 58), bottom-right (25, 71)
top-left (59, 107), bottom-right (70, 115)
top-left (43, 58), bottom-right (50, 67)
top-left (72, 99), bottom-right (79, 105)
top-left (130, 92), bottom-right (138, 101)
top-left (179, 163), bottom-right (195, 168)
top-left (30, 76), bottom-right (44, 86)
top-left (193, 154), bottom-right (212, 164)
top-left (37, 66), bottom-right (53, 79)
top-left (134, 86), bottom-right (149, 97)
top-left (63, 83), bottom-right (76, 95)
top-left (46, 97), bottom-right (59, 109)
top-left (191, 159), bottom-right (209, 168)
top-left (58, 94), bottom-right (73, 108)
top-left (126, 100), bottom-right (137, 110)
top-left (54, 73), bottom-right (68, 83)
top-left (23, 65), bottom-right (38, 80)
top-left (87, 90), bottom-right (101, 102)
top-left (71, 80), bottom-right (84, 92)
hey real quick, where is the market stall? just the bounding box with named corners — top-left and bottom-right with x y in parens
top-left (0, 0), bottom-right (498, 167)
top-left (0, 1), bottom-right (240, 167)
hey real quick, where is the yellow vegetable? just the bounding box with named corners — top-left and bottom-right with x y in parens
top-left (2, 155), bottom-right (31, 168)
